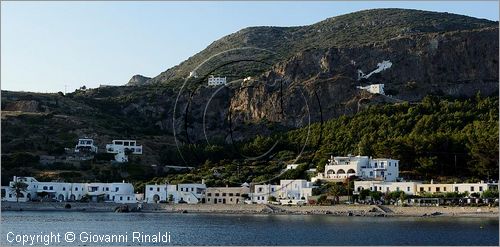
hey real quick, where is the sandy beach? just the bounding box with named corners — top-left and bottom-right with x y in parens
top-left (2, 202), bottom-right (498, 218)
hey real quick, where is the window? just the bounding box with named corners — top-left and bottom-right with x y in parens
top-left (127, 197), bottom-right (130, 200)
top-left (470, 186), bottom-right (474, 192)
top-left (236, 193), bottom-right (240, 196)
top-left (208, 198), bottom-right (210, 202)
top-left (43, 186), bottom-right (48, 190)
top-left (115, 187), bottom-right (119, 192)
top-left (63, 187), bottom-right (66, 191)
top-left (271, 188), bottom-right (275, 192)
top-left (428, 187), bottom-right (431, 192)
top-left (75, 187), bottom-right (78, 191)
top-left (124, 142), bottom-right (129, 146)
top-left (396, 187), bottom-right (400, 191)
top-left (157, 188), bottom-right (160, 192)
top-left (191, 188), bottom-right (194, 192)
top-left (479, 187), bottom-right (483, 191)
top-left (215, 193), bottom-right (219, 197)
top-left (218, 199), bottom-right (222, 203)
top-left (386, 188), bottom-right (389, 192)
top-left (444, 187), bottom-right (447, 192)
top-left (258, 188), bottom-right (263, 192)
top-left (379, 187), bottom-right (382, 191)
top-left (436, 187), bottom-right (440, 192)
top-left (120, 196), bottom-right (123, 200)
top-left (115, 141), bottom-right (123, 145)
top-left (222, 193), bottom-right (227, 196)
top-left (389, 162), bottom-right (391, 167)
top-left (229, 193), bottom-right (234, 197)
top-left (149, 187), bottom-right (153, 191)
top-left (207, 193), bottom-right (212, 197)
top-left (455, 187), bottom-right (458, 192)
top-left (49, 186), bottom-right (53, 190)
top-left (420, 187), bottom-right (424, 192)
top-left (407, 187), bottom-right (410, 192)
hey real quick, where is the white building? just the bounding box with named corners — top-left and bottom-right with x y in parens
top-left (207, 76), bottom-right (227, 86)
top-left (355, 180), bottom-right (499, 196)
top-left (74, 138), bottom-right (98, 153)
top-left (285, 164), bottom-right (299, 170)
top-left (354, 180), bottom-right (420, 195)
top-left (1, 176), bottom-right (137, 203)
top-left (106, 140), bottom-right (143, 163)
top-left (313, 155), bottom-right (399, 182)
top-left (356, 84), bottom-right (385, 95)
top-left (145, 183), bottom-right (206, 204)
top-left (251, 179), bottom-right (313, 204)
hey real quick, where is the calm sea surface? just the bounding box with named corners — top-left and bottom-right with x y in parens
top-left (1, 211), bottom-right (498, 246)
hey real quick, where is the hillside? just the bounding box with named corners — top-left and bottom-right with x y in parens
top-left (1, 8), bottom-right (499, 185)
top-left (143, 8), bottom-right (497, 86)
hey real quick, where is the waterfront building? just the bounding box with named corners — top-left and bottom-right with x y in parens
top-left (312, 155), bottom-right (399, 182)
top-left (251, 180), bottom-right (313, 204)
top-left (74, 138), bottom-right (98, 153)
top-left (252, 184), bottom-right (280, 204)
top-left (1, 176), bottom-right (137, 203)
top-left (145, 183), bottom-right (206, 204)
top-left (207, 76), bottom-right (227, 86)
top-left (205, 183), bottom-right (250, 204)
top-left (354, 180), bottom-right (420, 195)
top-left (105, 139), bottom-right (143, 163)
top-left (354, 180), bottom-right (499, 196)
top-left (416, 180), bottom-right (497, 195)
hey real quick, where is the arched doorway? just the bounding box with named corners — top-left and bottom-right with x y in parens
top-left (153, 194), bottom-right (160, 203)
top-left (337, 169), bottom-right (346, 174)
top-left (58, 194), bottom-right (64, 202)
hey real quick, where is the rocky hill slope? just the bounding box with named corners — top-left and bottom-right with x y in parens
top-left (2, 8), bottom-right (498, 171)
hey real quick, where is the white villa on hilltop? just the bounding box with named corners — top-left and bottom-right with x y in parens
top-left (356, 84), bottom-right (385, 95)
top-left (106, 140), bottom-right (143, 163)
top-left (207, 76), bottom-right (227, 86)
top-left (312, 155), bottom-right (399, 182)
top-left (1, 176), bottom-right (137, 203)
top-left (74, 138), bottom-right (98, 153)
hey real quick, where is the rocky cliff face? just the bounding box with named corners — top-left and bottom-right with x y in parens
top-left (2, 9), bottom-right (499, 165)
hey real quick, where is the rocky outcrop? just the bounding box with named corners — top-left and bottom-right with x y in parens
top-left (127, 74), bottom-right (151, 86)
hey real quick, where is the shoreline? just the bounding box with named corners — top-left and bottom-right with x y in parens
top-left (2, 202), bottom-right (498, 218)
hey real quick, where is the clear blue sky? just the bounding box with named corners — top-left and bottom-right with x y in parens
top-left (1, 1), bottom-right (498, 93)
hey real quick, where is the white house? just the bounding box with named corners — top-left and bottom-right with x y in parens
top-left (145, 183), bottom-right (206, 204)
top-left (74, 138), bottom-right (98, 153)
top-left (355, 180), bottom-right (499, 196)
top-left (313, 155), bottom-right (399, 182)
top-left (356, 84), bottom-right (385, 95)
top-left (105, 140), bottom-right (143, 163)
top-left (252, 184), bottom-right (280, 204)
top-left (207, 76), bottom-right (227, 86)
top-left (251, 180), bottom-right (313, 204)
top-left (1, 176), bottom-right (137, 203)
top-left (354, 180), bottom-right (420, 195)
